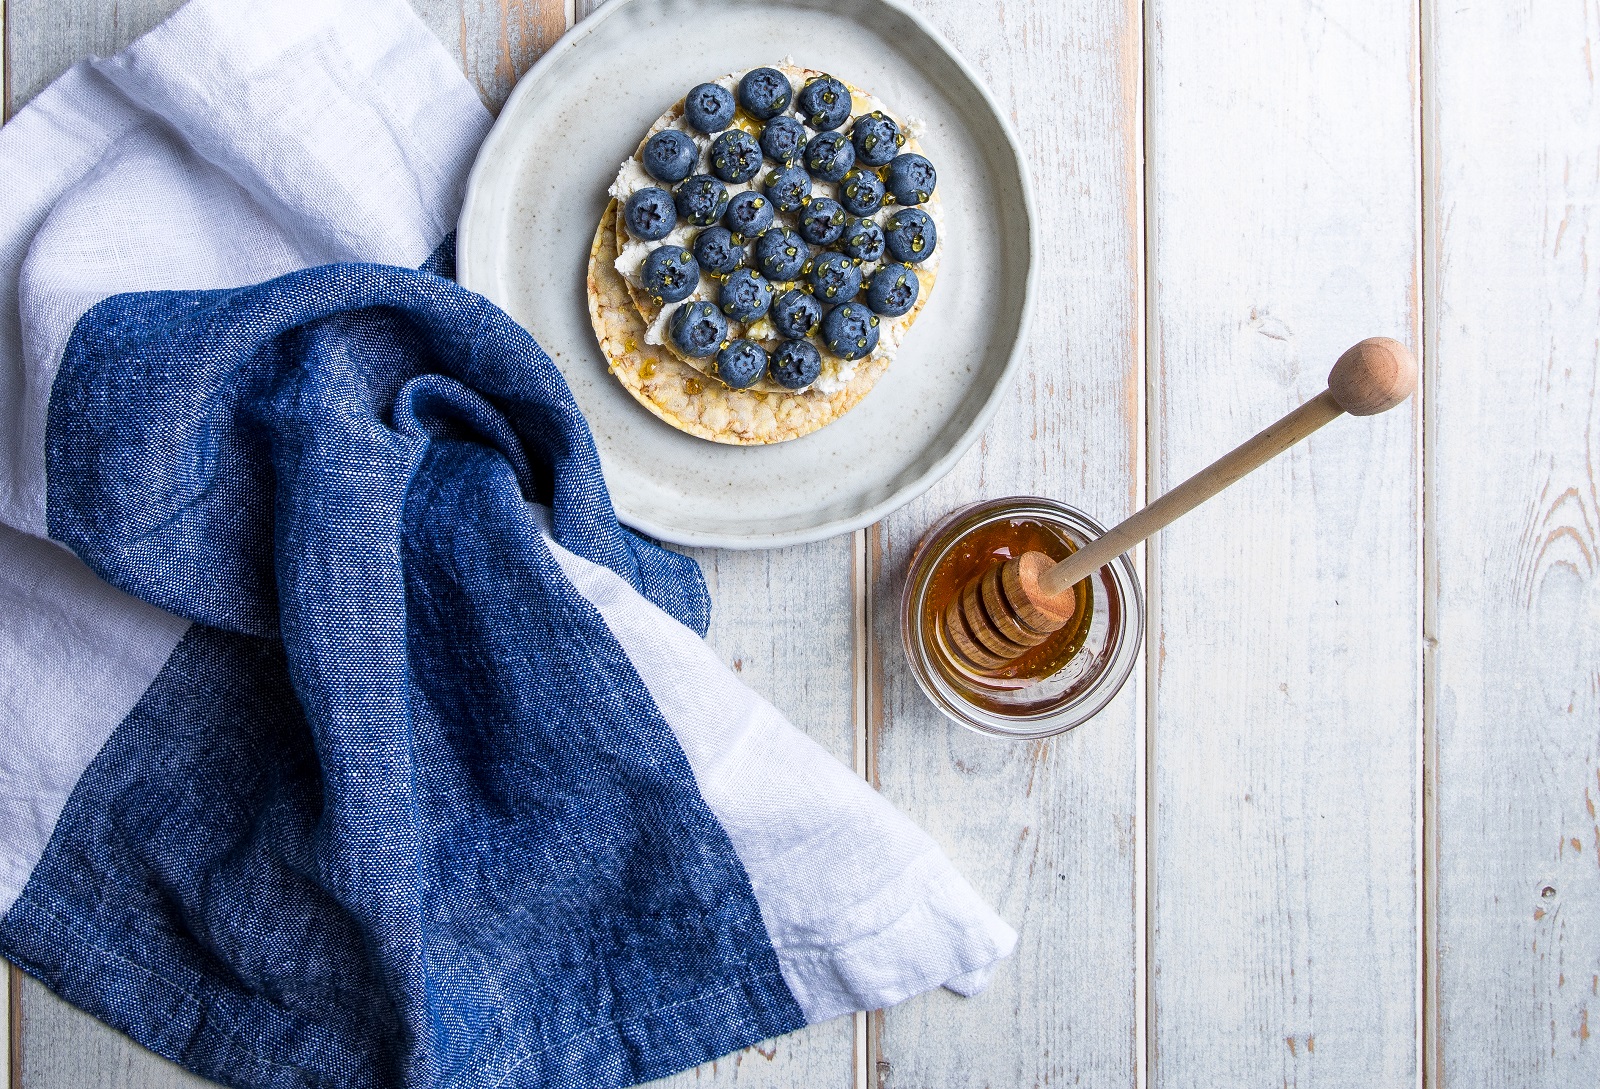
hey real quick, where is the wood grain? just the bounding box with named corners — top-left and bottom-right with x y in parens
top-left (15, 987), bottom-right (213, 1089)
top-left (412, 0), bottom-right (566, 111)
top-left (4, 0), bottom-right (13, 1078)
top-left (4, 965), bottom-right (13, 1089)
top-left (1145, 0), bottom-right (1421, 1085)
top-left (868, 0), bottom-right (1147, 1085)
top-left (1425, 0), bottom-right (1600, 1082)
top-left (6, 0), bottom-right (177, 109)
top-left (3, 0), bottom-right (566, 116)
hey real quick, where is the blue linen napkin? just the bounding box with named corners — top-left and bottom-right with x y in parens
top-left (0, 0), bottom-right (1016, 1086)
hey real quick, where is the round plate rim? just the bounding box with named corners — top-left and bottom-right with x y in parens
top-left (457, 0), bottom-right (1037, 549)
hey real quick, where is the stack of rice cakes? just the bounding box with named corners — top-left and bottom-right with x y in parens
top-left (587, 63), bottom-right (942, 445)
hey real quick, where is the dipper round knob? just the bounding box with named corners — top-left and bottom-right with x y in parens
top-left (1327, 337), bottom-right (1417, 416)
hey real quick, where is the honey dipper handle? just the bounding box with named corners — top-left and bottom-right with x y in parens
top-left (1036, 338), bottom-right (1417, 600)
top-left (1037, 392), bottom-right (1344, 596)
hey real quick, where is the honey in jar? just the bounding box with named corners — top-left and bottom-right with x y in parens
top-left (921, 515), bottom-right (1095, 690)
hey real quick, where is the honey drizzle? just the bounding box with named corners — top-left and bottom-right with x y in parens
top-left (922, 516), bottom-right (1095, 697)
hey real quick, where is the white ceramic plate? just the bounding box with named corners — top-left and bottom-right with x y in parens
top-left (457, 0), bottom-right (1035, 548)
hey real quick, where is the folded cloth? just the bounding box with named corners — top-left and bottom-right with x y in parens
top-left (0, 1), bottom-right (1016, 1086)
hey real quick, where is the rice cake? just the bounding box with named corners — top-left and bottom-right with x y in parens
top-left (588, 64), bottom-right (941, 444)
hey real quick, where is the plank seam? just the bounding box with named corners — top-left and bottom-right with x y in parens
top-left (1417, 0), bottom-right (1440, 1084)
top-left (6, 964), bottom-right (17, 1089)
top-left (1138, 0), bottom-right (1157, 1084)
top-left (2, 0), bottom-right (10, 121)
top-left (851, 525), bottom-right (873, 1089)
top-left (5, 5), bottom-right (17, 1079)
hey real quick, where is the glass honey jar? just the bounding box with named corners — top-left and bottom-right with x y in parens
top-left (900, 497), bottom-right (1144, 738)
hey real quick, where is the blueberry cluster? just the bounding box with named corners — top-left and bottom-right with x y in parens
top-left (625, 68), bottom-right (939, 391)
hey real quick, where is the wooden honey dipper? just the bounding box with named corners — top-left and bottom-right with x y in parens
top-left (944, 337), bottom-right (1419, 673)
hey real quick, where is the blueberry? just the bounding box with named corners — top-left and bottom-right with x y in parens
top-left (639, 244), bottom-right (700, 304)
top-left (753, 227), bottom-right (809, 282)
top-left (884, 207), bottom-right (936, 264)
top-left (770, 338), bottom-right (823, 389)
top-left (684, 82), bottom-right (736, 133)
top-left (796, 75), bottom-right (851, 131)
top-left (715, 339), bottom-right (769, 389)
top-left (759, 116), bottom-right (808, 166)
top-left (837, 168), bottom-right (886, 217)
top-left (718, 268), bottom-right (775, 321)
top-left (865, 262), bottom-right (920, 317)
top-left (762, 164), bottom-right (811, 213)
top-left (642, 130), bottom-right (697, 184)
top-left (884, 153), bottom-right (937, 204)
top-left (710, 130), bottom-right (763, 184)
top-left (850, 111), bottom-right (903, 167)
top-left (838, 217), bottom-right (887, 263)
top-left (802, 131), bottom-right (855, 182)
top-left (693, 226), bottom-right (746, 275)
top-left (723, 190), bottom-right (774, 237)
top-left (669, 301), bottom-right (728, 358)
top-left (820, 300), bottom-right (880, 360)
top-left (738, 67), bottom-right (793, 120)
top-left (807, 251), bottom-right (862, 304)
top-left (770, 288), bottom-right (824, 339)
top-left (798, 197), bottom-right (848, 246)
top-left (674, 175), bottom-right (730, 226)
top-left (623, 186), bottom-right (677, 241)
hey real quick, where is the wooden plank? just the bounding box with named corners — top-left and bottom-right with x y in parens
top-left (16, 986), bottom-right (213, 1089)
top-left (1145, 0), bottom-right (1421, 1085)
top-left (2, 33), bottom-right (10, 1089)
top-left (4, 966), bottom-right (13, 1089)
top-left (1424, 0), bottom-right (1600, 1083)
top-left (412, 0), bottom-right (565, 111)
top-left (3, 0), bottom-right (564, 115)
top-left (7, 2), bottom-right (858, 1087)
top-left (2, 27), bottom-right (11, 1089)
top-left (868, 0), bottom-right (1147, 1085)
top-left (6, 0), bottom-right (177, 109)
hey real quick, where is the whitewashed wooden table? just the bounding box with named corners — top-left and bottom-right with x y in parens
top-left (4, 0), bottom-right (1598, 1085)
